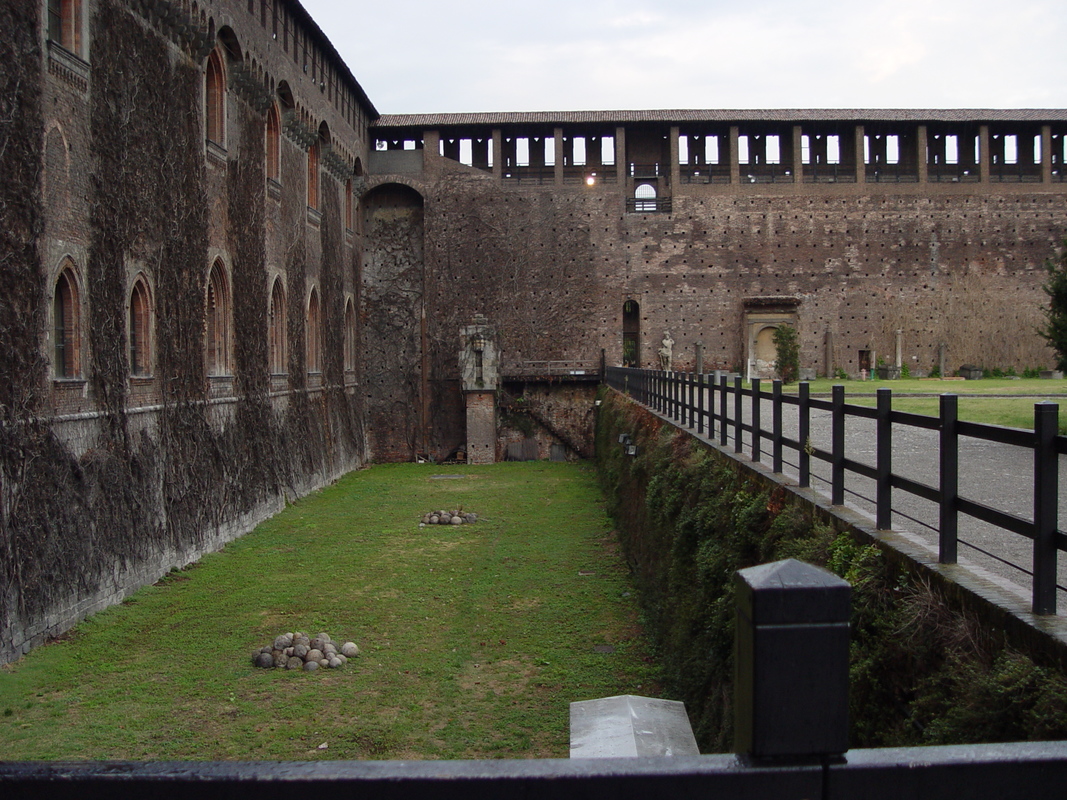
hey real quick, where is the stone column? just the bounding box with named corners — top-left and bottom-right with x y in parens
top-left (492, 129), bottom-right (502, 179)
top-left (917, 125), bottom-right (928, 183)
top-left (854, 125), bottom-right (866, 184)
top-left (615, 126), bottom-right (627, 186)
top-left (669, 125), bottom-right (681, 190)
top-left (792, 125), bottom-right (804, 183)
top-left (979, 125), bottom-right (991, 183)
top-left (460, 314), bottom-right (499, 465)
top-left (729, 126), bottom-right (741, 185)
top-left (1043, 125), bottom-right (1053, 183)
top-left (423, 130), bottom-right (440, 173)
top-left (895, 329), bottom-right (903, 368)
top-left (554, 127), bottom-right (564, 185)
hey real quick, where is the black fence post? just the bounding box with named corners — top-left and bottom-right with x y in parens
top-left (1033, 402), bottom-right (1059, 615)
top-left (696, 373), bottom-right (705, 436)
top-left (772, 380), bottom-right (783, 474)
top-left (939, 394), bottom-right (958, 564)
top-left (734, 559), bottom-right (851, 761)
top-left (832, 384), bottom-right (845, 506)
top-left (734, 376), bottom-right (744, 454)
top-left (688, 371), bottom-right (695, 429)
top-left (799, 382), bottom-right (810, 488)
top-left (720, 374), bottom-right (728, 448)
top-left (751, 378), bottom-right (762, 463)
top-left (876, 387), bottom-right (892, 530)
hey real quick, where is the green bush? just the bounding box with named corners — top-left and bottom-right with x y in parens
top-left (773, 325), bottom-right (800, 383)
top-left (596, 390), bottom-right (1067, 752)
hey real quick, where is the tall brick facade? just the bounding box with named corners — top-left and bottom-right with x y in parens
top-left (2, 0), bottom-right (1066, 661)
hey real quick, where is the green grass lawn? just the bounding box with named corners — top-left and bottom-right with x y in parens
top-left (0, 462), bottom-right (655, 761)
top-left (779, 378), bottom-right (1067, 431)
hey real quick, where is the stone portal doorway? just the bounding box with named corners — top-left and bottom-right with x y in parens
top-left (742, 296), bottom-right (801, 380)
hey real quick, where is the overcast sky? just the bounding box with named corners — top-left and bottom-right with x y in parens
top-left (300, 0), bottom-right (1066, 115)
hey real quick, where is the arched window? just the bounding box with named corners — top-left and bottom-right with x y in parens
top-left (53, 262), bottom-right (81, 378)
top-left (129, 276), bottom-right (152, 377)
top-left (634, 183), bottom-right (657, 212)
top-left (343, 297), bottom-right (356, 372)
top-left (47, 0), bottom-right (82, 56)
top-left (306, 288), bottom-right (321, 372)
top-left (205, 49), bottom-right (226, 147)
top-left (205, 260), bottom-right (230, 376)
top-left (268, 277), bottom-right (287, 374)
top-left (265, 103), bottom-right (281, 183)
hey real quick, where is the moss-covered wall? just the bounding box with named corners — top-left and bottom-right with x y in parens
top-left (595, 387), bottom-right (1067, 752)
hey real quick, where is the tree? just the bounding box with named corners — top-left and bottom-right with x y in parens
top-left (1041, 243), bottom-right (1067, 371)
top-left (773, 325), bottom-right (800, 383)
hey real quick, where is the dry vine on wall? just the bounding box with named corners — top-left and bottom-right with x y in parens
top-left (0, 0), bottom-right (364, 658)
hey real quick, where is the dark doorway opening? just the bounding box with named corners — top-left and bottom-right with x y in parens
top-left (623, 299), bottom-right (640, 367)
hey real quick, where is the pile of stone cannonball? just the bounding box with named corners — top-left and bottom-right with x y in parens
top-left (251, 631), bottom-right (360, 672)
top-left (420, 510), bottom-right (477, 526)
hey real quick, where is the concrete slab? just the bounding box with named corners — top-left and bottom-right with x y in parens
top-left (570, 695), bottom-right (699, 758)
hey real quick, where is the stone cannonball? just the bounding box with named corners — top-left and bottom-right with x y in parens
top-left (341, 642), bottom-right (360, 658)
top-left (306, 649), bottom-right (325, 663)
top-left (303, 660), bottom-right (319, 672)
top-left (286, 656), bottom-right (304, 670)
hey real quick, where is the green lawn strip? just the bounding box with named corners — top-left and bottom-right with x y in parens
top-left (843, 395), bottom-right (1063, 431)
top-left (0, 462), bottom-right (656, 761)
top-left (785, 378), bottom-right (1067, 397)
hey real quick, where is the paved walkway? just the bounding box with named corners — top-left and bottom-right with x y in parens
top-left (667, 389), bottom-right (1067, 610)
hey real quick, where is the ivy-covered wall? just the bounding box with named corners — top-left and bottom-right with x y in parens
top-left (0, 0), bottom-right (364, 664)
top-left (595, 387), bottom-right (1067, 752)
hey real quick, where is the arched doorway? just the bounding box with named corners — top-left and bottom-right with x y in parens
top-left (362, 183), bottom-right (425, 461)
top-left (623, 299), bottom-right (640, 367)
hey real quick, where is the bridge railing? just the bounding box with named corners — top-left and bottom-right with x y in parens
top-left (604, 367), bottom-right (1065, 615)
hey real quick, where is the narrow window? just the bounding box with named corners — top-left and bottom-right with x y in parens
top-left (205, 49), bottom-right (226, 147)
top-left (206, 260), bottom-right (230, 375)
top-left (345, 178), bottom-right (354, 231)
top-left (268, 277), bottom-right (287, 374)
top-left (265, 103), bottom-right (281, 182)
top-left (129, 277), bottom-right (152, 377)
top-left (47, 0), bottom-right (82, 55)
top-left (343, 298), bottom-right (356, 372)
top-left (306, 288), bottom-right (321, 373)
top-left (307, 140), bottom-right (319, 209)
top-left (53, 264), bottom-right (80, 378)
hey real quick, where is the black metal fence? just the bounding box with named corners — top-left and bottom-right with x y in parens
top-left (604, 367), bottom-right (1065, 615)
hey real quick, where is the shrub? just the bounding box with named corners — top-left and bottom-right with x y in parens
top-left (773, 325), bottom-right (800, 383)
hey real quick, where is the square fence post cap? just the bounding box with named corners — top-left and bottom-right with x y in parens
top-left (736, 558), bottom-right (851, 625)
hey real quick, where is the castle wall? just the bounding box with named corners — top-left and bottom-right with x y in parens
top-left (0, 0), bottom-right (373, 664)
top-left (364, 131), bottom-right (1067, 459)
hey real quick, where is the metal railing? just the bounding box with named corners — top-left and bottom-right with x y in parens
top-left (605, 367), bottom-right (1065, 615)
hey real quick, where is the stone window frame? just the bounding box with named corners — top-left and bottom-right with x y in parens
top-left (343, 295), bottom-right (356, 374)
top-left (47, 0), bottom-right (84, 57)
top-left (52, 258), bottom-right (83, 380)
top-left (265, 102), bottom-right (281, 185)
top-left (205, 259), bottom-right (232, 377)
top-left (268, 275), bottom-right (287, 375)
top-left (306, 285), bottom-right (322, 374)
top-left (205, 48), bottom-right (227, 151)
top-left (128, 273), bottom-right (154, 378)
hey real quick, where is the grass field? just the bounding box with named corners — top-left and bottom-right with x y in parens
top-left (0, 462), bottom-right (655, 761)
top-left (782, 378), bottom-right (1067, 431)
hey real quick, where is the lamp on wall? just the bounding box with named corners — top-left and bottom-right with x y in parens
top-left (472, 335), bottom-right (487, 353)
